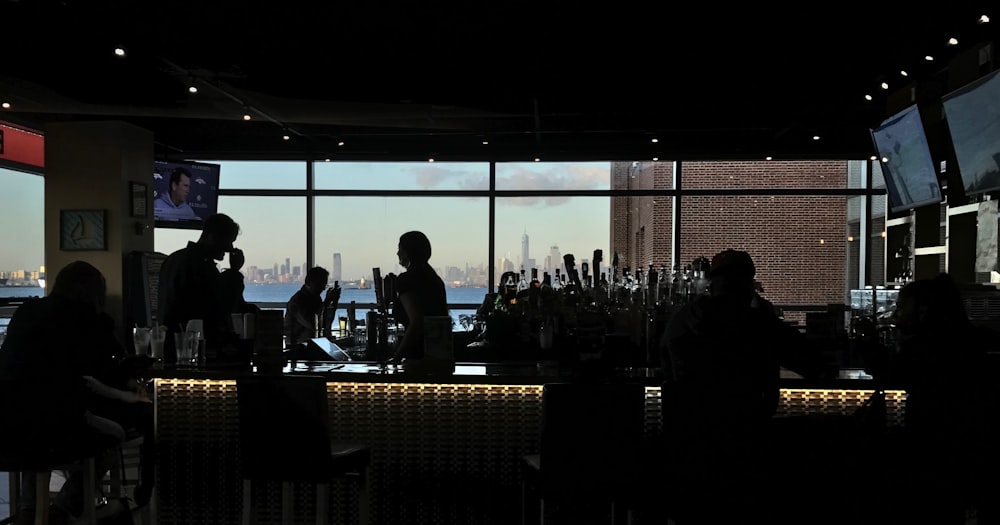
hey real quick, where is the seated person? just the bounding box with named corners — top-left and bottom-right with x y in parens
top-left (0, 261), bottom-right (154, 524)
top-left (284, 266), bottom-right (340, 347)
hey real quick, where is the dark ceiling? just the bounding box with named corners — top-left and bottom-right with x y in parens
top-left (0, 2), bottom-right (996, 162)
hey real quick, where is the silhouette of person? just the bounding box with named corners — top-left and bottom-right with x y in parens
top-left (389, 231), bottom-right (448, 363)
top-left (886, 273), bottom-right (992, 524)
top-left (154, 166), bottom-right (201, 221)
top-left (0, 261), bottom-right (154, 523)
top-left (284, 266), bottom-right (341, 346)
top-left (158, 213), bottom-right (258, 362)
top-left (659, 249), bottom-right (829, 524)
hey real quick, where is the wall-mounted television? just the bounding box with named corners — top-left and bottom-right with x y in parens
top-left (942, 68), bottom-right (1000, 197)
top-left (870, 104), bottom-right (943, 213)
top-left (153, 160), bottom-right (221, 229)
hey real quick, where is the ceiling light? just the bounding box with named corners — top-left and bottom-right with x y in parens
top-left (482, 140), bottom-right (489, 145)
top-left (881, 82), bottom-right (890, 90)
top-left (864, 94), bottom-right (873, 101)
top-left (978, 15), bottom-right (990, 24)
top-left (1, 102), bottom-right (10, 109)
top-left (765, 156), bottom-right (773, 161)
top-left (337, 141), bottom-right (345, 147)
top-left (650, 138), bottom-right (658, 143)
top-left (924, 55), bottom-right (935, 61)
top-left (113, 47), bottom-right (126, 57)
top-left (428, 157), bottom-right (435, 163)
top-left (947, 37), bottom-right (959, 46)
top-left (900, 70), bottom-right (908, 77)
top-left (242, 113), bottom-right (252, 121)
top-left (870, 155), bottom-right (878, 161)
top-left (282, 134), bottom-right (290, 141)
top-left (812, 135), bottom-right (820, 141)
top-left (534, 157), bottom-right (541, 162)
top-left (652, 157), bottom-right (659, 161)
top-left (188, 86), bottom-right (198, 94)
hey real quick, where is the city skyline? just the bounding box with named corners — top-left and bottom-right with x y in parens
top-left (0, 162), bottom-right (612, 284)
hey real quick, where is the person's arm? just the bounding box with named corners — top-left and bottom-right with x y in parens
top-left (82, 375), bottom-right (151, 404)
top-left (320, 284), bottom-right (341, 337)
top-left (391, 291), bottom-right (424, 361)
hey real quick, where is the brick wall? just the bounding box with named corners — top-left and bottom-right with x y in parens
top-left (612, 160), bottom-right (857, 313)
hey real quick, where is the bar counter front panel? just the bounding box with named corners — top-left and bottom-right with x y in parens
top-left (152, 363), bottom-right (904, 525)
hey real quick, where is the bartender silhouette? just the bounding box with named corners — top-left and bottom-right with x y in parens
top-left (659, 248), bottom-right (827, 523)
top-left (388, 230), bottom-right (448, 363)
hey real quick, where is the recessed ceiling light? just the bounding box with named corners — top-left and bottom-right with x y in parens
top-left (865, 94), bottom-right (873, 101)
top-left (947, 37), bottom-right (959, 46)
top-left (188, 86), bottom-right (198, 94)
top-left (282, 135), bottom-right (290, 141)
top-left (337, 141), bottom-right (345, 147)
top-left (881, 82), bottom-right (890, 90)
top-left (765, 156), bottom-right (773, 161)
top-left (900, 70), bottom-right (908, 77)
top-left (428, 157), bottom-right (435, 163)
top-left (650, 138), bottom-right (658, 143)
top-left (242, 113), bottom-right (252, 121)
top-left (534, 157), bottom-right (540, 162)
top-left (924, 55), bottom-right (935, 61)
top-left (812, 135), bottom-right (820, 141)
top-left (482, 140), bottom-right (489, 145)
top-left (1, 102), bottom-right (10, 109)
top-left (978, 15), bottom-right (990, 24)
top-left (114, 47), bottom-right (126, 57)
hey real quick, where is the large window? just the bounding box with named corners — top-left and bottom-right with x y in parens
top-left (0, 167), bottom-right (45, 293)
top-left (145, 158), bottom-right (885, 325)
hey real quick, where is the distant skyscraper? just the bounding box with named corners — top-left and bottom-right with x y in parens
top-left (548, 245), bottom-right (563, 275)
top-left (285, 257), bottom-right (291, 276)
top-left (332, 253), bottom-right (342, 282)
top-left (521, 231), bottom-right (529, 270)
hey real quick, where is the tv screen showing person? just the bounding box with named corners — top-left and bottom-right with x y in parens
top-left (152, 160), bottom-right (221, 226)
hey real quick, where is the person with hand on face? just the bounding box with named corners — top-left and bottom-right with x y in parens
top-left (284, 266), bottom-right (341, 346)
top-left (389, 231), bottom-right (449, 364)
top-left (158, 213), bottom-right (258, 361)
top-left (154, 167), bottom-right (201, 222)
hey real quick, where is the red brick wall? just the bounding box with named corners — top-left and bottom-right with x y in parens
top-left (612, 160), bottom-right (853, 313)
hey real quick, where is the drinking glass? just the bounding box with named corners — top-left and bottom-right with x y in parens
top-left (150, 326), bottom-right (167, 360)
top-left (133, 327), bottom-right (152, 356)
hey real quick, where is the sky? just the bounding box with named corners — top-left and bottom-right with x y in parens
top-left (0, 161), bottom-right (613, 280)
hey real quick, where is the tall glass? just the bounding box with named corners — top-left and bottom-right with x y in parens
top-left (133, 327), bottom-right (152, 356)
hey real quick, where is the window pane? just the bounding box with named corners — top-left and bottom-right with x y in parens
top-left (496, 161), bottom-right (613, 191)
top-left (0, 167), bottom-right (45, 292)
top-left (314, 196), bottom-right (490, 326)
top-left (314, 161), bottom-right (490, 190)
top-left (156, 197), bottom-right (307, 305)
top-left (681, 160), bottom-right (852, 189)
top-left (196, 160), bottom-right (307, 190)
top-left (494, 196), bottom-right (611, 284)
top-left (677, 195), bottom-right (854, 324)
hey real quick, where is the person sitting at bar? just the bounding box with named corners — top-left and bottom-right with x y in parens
top-left (886, 273), bottom-right (993, 524)
top-left (658, 248), bottom-right (829, 523)
top-left (389, 230), bottom-right (449, 363)
top-left (158, 213), bottom-right (259, 362)
top-left (0, 261), bottom-right (154, 524)
top-left (284, 266), bottom-right (340, 346)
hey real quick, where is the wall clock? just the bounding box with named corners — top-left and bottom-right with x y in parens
top-left (60, 209), bottom-right (107, 251)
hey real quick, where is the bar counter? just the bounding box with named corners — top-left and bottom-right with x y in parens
top-left (150, 361), bottom-right (904, 525)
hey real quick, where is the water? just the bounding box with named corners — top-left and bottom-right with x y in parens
top-left (244, 283), bottom-right (489, 330)
top-left (0, 284), bottom-right (490, 330)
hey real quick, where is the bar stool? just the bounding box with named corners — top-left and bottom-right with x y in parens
top-left (0, 379), bottom-right (105, 525)
top-left (236, 374), bottom-right (371, 525)
top-left (520, 381), bottom-right (646, 525)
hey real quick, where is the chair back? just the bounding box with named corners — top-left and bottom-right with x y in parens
top-left (236, 374), bottom-right (332, 482)
top-left (538, 381), bottom-right (646, 499)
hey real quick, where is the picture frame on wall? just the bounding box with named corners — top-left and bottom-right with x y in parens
top-left (130, 181), bottom-right (148, 218)
top-left (60, 209), bottom-right (107, 251)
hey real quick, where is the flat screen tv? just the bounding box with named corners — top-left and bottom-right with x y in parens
top-left (153, 160), bottom-right (221, 229)
top-left (870, 104), bottom-right (943, 213)
top-left (942, 68), bottom-right (1000, 197)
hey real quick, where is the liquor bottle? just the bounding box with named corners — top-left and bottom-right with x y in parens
top-left (646, 263), bottom-right (658, 307)
top-left (581, 262), bottom-right (590, 291)
top-left (552, 268), bottom-right (563, 292)
top-left (530, 267), bottom-right (541, 289)
top-left (517, 266), bottom-right (529, 294)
